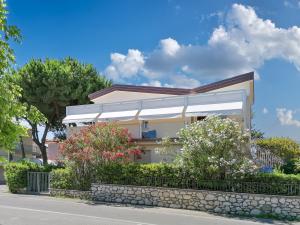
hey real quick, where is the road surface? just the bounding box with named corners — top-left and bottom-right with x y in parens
top-left (0, 185), bottom-right (295, 225)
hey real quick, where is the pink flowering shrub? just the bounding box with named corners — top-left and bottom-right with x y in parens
top-left (59, 122), bottom-right (141, 190)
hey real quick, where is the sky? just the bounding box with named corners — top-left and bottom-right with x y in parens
top-left (6, 0), bottom-right (300, 141)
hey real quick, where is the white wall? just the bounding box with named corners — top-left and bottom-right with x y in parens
top-left (146, 119), bottom-right (186, 138)
top-left (92, 91), bottom-right (176, 104)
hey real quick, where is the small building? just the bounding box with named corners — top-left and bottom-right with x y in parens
top-left (63, 72), bottom-right (254, 163)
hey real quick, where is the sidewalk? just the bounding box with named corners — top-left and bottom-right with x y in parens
top-left (0, 184), bottom-right (8, 193)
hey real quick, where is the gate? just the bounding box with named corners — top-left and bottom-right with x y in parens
top-left (27, 172), bottom-right (50, 193)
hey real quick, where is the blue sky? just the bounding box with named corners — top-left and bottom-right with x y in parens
top-left (7, 0), bottom-right (300, 141)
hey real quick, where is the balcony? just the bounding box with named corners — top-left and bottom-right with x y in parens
top-left (63, 90), bottom-right (248, 127)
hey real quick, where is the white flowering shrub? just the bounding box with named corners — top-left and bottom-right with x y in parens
top-left (178, 116), bottom-right (255, 179)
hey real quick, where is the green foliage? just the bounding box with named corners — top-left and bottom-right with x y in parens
top-left (60, 122), bottom-right (141, 190)
top-left (0, 0), bottom-right (21, 73)
top-left (251, 128), bottom-right (264, 139)
top-left (95, 163), bottom-right (189, 185)
top-left (177, 116), bottom-right (253, 179)
top-left (16, 58), bottom-right (112, 130)
top-left (0, 0), bottom-right (26, 151)
top-left (14, 58), bottom-right (112, 164)
top-left (4, 161), bottom-right (44, 193)
top-left (4, 161), bottom-right (61, 193)
top-left (256, 137), bottom-right (300, 161)
top-left (50, 168), bottom-right (76, 190)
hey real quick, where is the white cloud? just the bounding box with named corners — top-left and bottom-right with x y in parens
top-left (284, 0), bottom-right (300, 9)
top-left (142, 80), bottom-right (176, 88)
top-left (104, 3), bottom-right (300, 87)
top-left (276, 108), bottom-right (300, 127)
top-left (160, 38), bottom-right (180, 56)
top-left (262, 107), bottom-right (268, 114)
top-left (105, 49), bottom-right (145, 82)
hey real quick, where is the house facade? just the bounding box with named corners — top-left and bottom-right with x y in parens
top-left (63, 72), bottom-right (254, 163)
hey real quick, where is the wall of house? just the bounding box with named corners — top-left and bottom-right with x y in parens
top-left (66, 118), bottom-right (187, 139)
top-left (145, 118), bottom-right (186, 138)
top-left (135, 143), bottom-right (182, 163)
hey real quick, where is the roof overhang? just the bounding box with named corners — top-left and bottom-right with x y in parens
top-left (88, 72), bottom-right (254, 102)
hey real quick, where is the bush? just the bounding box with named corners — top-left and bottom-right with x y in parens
top-left (4, 161), bottom-right (44, 193)
top-left (177, 116), bottom-right (253, 179)
top-left (50, 168), bottom-right (76, 190)
top-left (256, 137), bottom-right (300, 160)
top-left (4, 161), bottom-right (62, 193)
top-left (59, 122), bottom-right (142, 190)
top-left (95, 163), bottom-right (190, 184)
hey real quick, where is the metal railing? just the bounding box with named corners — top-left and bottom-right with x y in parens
top-left (98, 176), bottom-right (300, 196)
top-left (27, 172), bottom-right (50, 193)
top-left (251, 144), bottom-right (283, 168)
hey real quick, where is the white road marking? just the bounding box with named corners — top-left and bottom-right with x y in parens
top-left (0, 193), bottom-right (278, 225)
top-left (0, 205), bottom-right (158, 225)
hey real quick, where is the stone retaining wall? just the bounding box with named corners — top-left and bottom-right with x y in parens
top-left (50, 188), bottom-right (91, 200)
top-left (91, 183), bottom-right (300, 220)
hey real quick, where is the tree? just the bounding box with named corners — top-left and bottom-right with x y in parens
top-left (15, 58), bottom-right (112, 164)
top-left (0, 0), bottom-right (26, 154)
top-left (178, 116), bottom-right (254, 179)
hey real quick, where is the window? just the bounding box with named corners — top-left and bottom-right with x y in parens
top-left (142, 121), bottom-right (149, 129)
top-left (196, 116), bottom-right (206, 121)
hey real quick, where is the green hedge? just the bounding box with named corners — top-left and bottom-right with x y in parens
top-left (50, 168), bottom-right (76, 190)
top-left (4, 161), bottom-right (43, 193)
top-left (49, 163), bottom-right (300, 195)
top-left (4, 161), bottom-right (61, 193)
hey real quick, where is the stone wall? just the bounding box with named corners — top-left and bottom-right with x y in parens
top-left (91, 183), bottom-right (300, 220)
top-left (50, 188), bottom-right (91, 200)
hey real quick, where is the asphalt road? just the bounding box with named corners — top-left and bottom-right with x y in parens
top-left (0, 185), bottom-right (296, 225)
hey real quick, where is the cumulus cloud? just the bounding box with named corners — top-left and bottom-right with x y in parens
top-left (276, 108), bottom-right (300, 127)
top-left (105, 49), bottom-right (145, 82)
top-left (104, 3), bottom-right (300, 87)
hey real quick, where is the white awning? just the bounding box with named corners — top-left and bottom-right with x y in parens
top-left (62, 113), bottom-right (100, 124)
top-left (98, 110), bottom-right (139, 121)
top-left (138, 106), bottom-right (184, 120)
top-left (185, 101), bottom-right (243, 117)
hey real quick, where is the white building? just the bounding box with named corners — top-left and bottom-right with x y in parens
top-left (63, 72), bottom-right (254, 163)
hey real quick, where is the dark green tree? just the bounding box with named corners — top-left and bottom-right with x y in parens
top-left (15, 58), bottom-right (112, 164)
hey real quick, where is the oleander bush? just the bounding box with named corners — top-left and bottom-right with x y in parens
top-left (177, 116), bottom-right (254, 179)
top-left (59, 122), bottom-right (142, 190)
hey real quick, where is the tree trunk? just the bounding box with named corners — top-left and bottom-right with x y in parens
top-left (29, 121), bottom-right (50, 165)
top-left (20, 136), bottom-right (26, 159)
top-left (40, 145), bottom-right (48, 165)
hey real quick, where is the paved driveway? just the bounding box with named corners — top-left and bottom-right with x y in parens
top-left (0, 185), bottom-right (297, 225)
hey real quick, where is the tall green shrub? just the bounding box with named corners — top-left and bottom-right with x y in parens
top-left (177, 116), bottom-right (253, 179)
top-left (4, 161), bottom-right (43, 193)
top-left (50, 168), bottom-right (76, 190)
